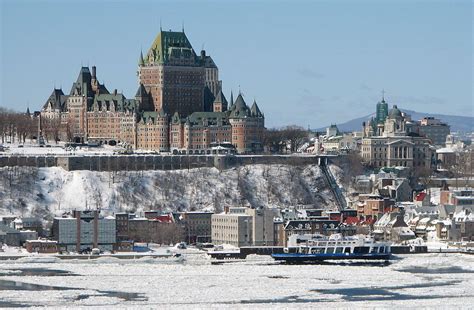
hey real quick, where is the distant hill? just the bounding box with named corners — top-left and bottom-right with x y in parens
top-left (317, 109), bottom-right (473, 133)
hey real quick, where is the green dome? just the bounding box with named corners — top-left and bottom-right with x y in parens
top-left (388, 105), bottom-right (402, 119)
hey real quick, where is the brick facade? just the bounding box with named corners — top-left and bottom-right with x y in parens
top-left (40, 30), bottom-right (265, 154)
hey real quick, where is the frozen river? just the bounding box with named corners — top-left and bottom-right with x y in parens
top-left (0, 253), bottom-right (473, 308)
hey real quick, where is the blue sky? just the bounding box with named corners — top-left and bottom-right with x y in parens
top-left (0, 0), bottom-right (472, 128)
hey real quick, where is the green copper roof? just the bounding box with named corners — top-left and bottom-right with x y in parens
top-left (171, 112), bottom-right (181, 124)
top-left (91, 92), bottom-right (138, 113)
top-left (145, 30), bottom-right (197, 65)
top-left (388, 105), bottom-right (402, 119)
top-left (187, 111), bottom-right (229, 126)
top-left (140, 110), bottom-right (167, 124)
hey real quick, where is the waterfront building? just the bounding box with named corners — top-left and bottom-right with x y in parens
top-left (115, 211), bottom-right (183, 244)
top-left (211, 212), bottom-right (252, 247)
top-left (180, 211), bottom-right (213, 244)
top-left (211, 206), bottom-right (277, 247)
top-left (51, 210), bottom-right (116, 252)
top-left (25, 240), bottom-right (58, 253)
top-left (373, 212), bottom-right (414, 242)
top-left (11, 217), bottom-right (43, 236)
top-left (0, 224), bottom-right (37, 247)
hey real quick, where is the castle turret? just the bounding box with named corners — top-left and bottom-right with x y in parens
top-left (213, 90), bottom-right (228, 112)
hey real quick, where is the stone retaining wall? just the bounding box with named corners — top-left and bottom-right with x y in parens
top-left (0, 154), bottom-right (325, 171)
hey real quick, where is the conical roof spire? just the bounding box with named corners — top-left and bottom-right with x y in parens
top-left (213, 89), bottom-right (227, 105)
top-left (139, 49), bottom-right (145, 66)
top-left (135, 83), bottom-right (147, 97)
top-left (250, 100), bottom-right (263, 117)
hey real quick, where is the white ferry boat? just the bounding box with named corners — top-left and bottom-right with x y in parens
top-left (272, 233), bottom-right (391, 263)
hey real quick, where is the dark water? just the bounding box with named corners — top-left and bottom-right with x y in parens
top-left (396, 266), bottom-right (474, 274)
top-left (311, 280), bottom-right (465, 302)
top-left (75, 290), bottom-right (148, 302)
top-left (0, 280), bottom-right (72, 291)
top-left (236, 280), bottom-right (467, 304)
top-left (0, 268), bottom-right (76, 277)
top-left (0, 267), bottom-right (148, 307)
top-left (0, 300), bottom-right (29, 308)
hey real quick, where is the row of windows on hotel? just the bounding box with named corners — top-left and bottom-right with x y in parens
top-left (141, 80), bottom-right (203, 87)
top-left (141, 74), bottom-right (202, 81)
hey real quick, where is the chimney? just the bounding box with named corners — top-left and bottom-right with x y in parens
top-left (201, 50), bottom-right (206, 59)
top-left (114, 89), bottom-right (117, 95)
top-left (92, 66), bottom-right (96, 79)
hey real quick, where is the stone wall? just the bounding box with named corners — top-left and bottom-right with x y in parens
top-left (0, 154), bottom-right (325, 171)
top-left (0, 156), bottom-right (58, 168)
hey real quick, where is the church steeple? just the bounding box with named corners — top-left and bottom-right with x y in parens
top-left (376, 90), bottom-right (388, 124)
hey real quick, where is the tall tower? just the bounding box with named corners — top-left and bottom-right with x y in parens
top-left (138, 29), bottom-right (210, 117)
top-left (376, 91), bottom-right (388, 124)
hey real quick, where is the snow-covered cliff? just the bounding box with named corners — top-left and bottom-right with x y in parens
top-left (0, 164), bottom-right (340, 219)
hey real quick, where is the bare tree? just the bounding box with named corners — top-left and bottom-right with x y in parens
top-left (262, 128), bottom-right (284, 153)
top-left (341, 152), bottom-right (365, 186)
top-left (449, 150), bottom-right (474, 187)
top-left (42, 118), bottom-right (61, 143)
top-left (262, 126), bottom-right (309, 154)
top-left (282, 125), bottom-right (309, 153)
top-left (0, 108), bottom-right (37, 144)
top-left (413, 165), bottom-right (433, 189)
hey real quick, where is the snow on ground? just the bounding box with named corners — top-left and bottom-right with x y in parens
top-left (0, 164), bottom-right (337, 218)
top-left (430, 187), bottom-right (441, 205)
top-left (1, 142), bottom-right (120, 156)
top-left (0, 253), bottom-right (472, 308)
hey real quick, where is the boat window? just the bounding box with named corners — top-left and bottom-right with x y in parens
top-left (354, 247), bottom-right (370, 254)
top-left (326, 247), bottom-right (335, 254)
top-left (312, 248), bottom-right (325, 254)
top-left (335, 247), bottom-right (343, 254)
top-left (344, 247), bottom-right (351, 254)
top-left (370, 247), bottom-right (378, 253)
top-left (379, 246), bottom-right (385, 253)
